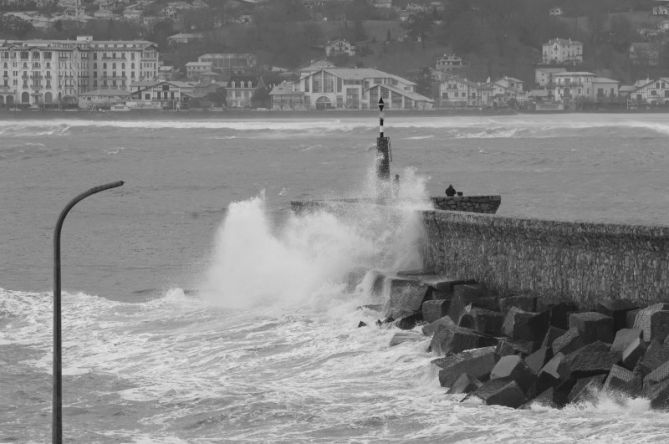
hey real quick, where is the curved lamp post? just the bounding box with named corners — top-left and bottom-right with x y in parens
top-left (53, 181), bottom-right (124, 444)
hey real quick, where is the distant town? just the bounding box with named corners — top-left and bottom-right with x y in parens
top-left (3, 0), bottom-right (669, 111)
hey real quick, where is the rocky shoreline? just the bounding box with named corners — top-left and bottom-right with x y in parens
top-left (360, 270), bottom-right (669, 410)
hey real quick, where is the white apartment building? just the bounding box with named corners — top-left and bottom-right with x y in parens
top-left (542, 38), bottom-right (583, 65)
top-left (552, 71), bottom-right (595, 101)
top-left (0, 36), bottom-right (158, 106)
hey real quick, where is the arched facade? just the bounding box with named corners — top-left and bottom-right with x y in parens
top-left (315, 96), bottom-right (331, 110)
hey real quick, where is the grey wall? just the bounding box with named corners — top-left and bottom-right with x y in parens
top-left (422, 210), bottom-right (669, 308)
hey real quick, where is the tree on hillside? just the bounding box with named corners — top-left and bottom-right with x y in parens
top-left (414, 66), bottom-right (434, 97)
top-left (345, 0), bottom-right (378, 21)
top-left (608, 15), bottom-right (637, 52)
top-left (205, 87), bottom-right (227, 108)
top-left (251, 86), bottom-right (271, 108)
top-left (404, 12), bottom-right (433, 46)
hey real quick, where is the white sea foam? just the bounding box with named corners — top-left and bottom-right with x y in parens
top-left (200, 163), bottom-right (431, 310)
top-left (2, 114), bottom-right (669, 138)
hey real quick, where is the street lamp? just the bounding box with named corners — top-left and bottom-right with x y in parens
top-left (52, 181), bottom-right (124, 444)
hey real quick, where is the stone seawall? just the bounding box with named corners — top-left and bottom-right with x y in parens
top-left (422, 210), bottom-right (669, 308)
top-left (291, 195), bottom-right (501, 214)
top-left (432, 196), bottom-right (500, 214)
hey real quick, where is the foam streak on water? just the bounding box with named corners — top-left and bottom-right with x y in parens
top-left (3, 114), bottom-right (669, 139)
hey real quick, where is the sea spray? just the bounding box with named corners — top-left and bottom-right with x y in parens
top-left (202, 166), bottom-right (433, 309)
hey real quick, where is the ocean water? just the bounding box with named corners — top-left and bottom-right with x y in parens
top-left (2, 113), bottom-right (669, 443)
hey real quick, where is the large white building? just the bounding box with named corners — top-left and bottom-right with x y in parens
top-left (294, 66), bottom-right (433, 110)
top-left (551, 71), bottom-right (595, 101)
top-left (542, 38), bottom-right (583, 65)
top-left (0, 36), bottom-right (158, 106)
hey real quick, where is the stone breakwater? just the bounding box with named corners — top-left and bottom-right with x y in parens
top-left (431, 196), bottom-right (500, 213)
top-left (362, 270), bottom-right (669, 410)
top-left (290, 196), bottom-right (501, 214)
top-left (422, 210), bottom-right (669, 308)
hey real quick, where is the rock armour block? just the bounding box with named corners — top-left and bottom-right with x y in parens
top-left (568, 375), bottom-right (606, 404)
top-left (596, 298), bottom-right (638, 332)
top-left (430, 324), bottom-right (496, 356)
top-left (610, 328), bottom-right (643, 354)
top-left (502, 307), bottom-right (549, 345)
top-left (622, 337), bottom-right (646, 370)
top-left (604, 364), bottom-right (642, 396)
top-left (422, 299), bottom-right (450, 324)
top-left (384, 278), bottom-right (429, 319)
top-left (552, 328), bottom-right (585, 356)
top-left (635, 340), bottom-right (669, 377)
top-left (434, 346), bottom-right (497, 388)
top-left (633, 304), bottom-right (669, 343)
top-left (490, 355), bottom-right (536, 393)
top-left (568, 312), bottom-right (614, 344)
top-left (499, 294), bottom-right (537, 313)
top-left (458, 307), bottom-right (504, 336)
top-left (448, 373), bottom-right (483, 395)
top-left (469, 378), bottom-right (527, 408)
top-left (422, 315), bottom-right (455, 337)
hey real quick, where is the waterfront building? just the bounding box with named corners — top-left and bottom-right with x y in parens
top-left (438, 75), bottom-right (490, 107)
top-left (77, 88), bottom-right (130, 109)
top-left (0, 36), bottom-right (158, 106)
top-left (269, 80), bottom-right (305, 110)
top-left (551, 71), bottom-right (595, 101)
top-left (542, 38), bottom-right (583, 65)
top-left (296, 66), bottom-right (433, 110)
top-left (129, 80), bottom-right (194, 110)
top-left (629, 77), bottom-right (669, 104)
top-left (226, 75), bottom-right (261, 108)
top-left (535, 66), bottom-right (567, 87)
top-left (592, 77), bottom-right (620, 99)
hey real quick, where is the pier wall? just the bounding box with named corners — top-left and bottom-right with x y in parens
top-left (431, 196), bottom-right (500, 214)
top-left (422, 210), bottom-right (669, 308)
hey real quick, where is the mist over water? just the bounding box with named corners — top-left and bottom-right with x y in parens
top-left (3, 114), bottom-right (669, 442)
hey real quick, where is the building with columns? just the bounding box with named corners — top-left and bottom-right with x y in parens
top-left (0, 36), bottom-right (158, 106)
top-left (294, 66), bottom-right (433, 110)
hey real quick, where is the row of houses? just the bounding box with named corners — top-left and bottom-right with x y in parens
top-left (437, 68), bottom-right (669, 108)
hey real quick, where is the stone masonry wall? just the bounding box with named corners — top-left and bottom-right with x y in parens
top-left (431, 196), bottom-right (501, 214)
top-left (422, 210), bottom-right (669, 308)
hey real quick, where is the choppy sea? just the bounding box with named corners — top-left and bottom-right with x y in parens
top-left (2, 112), bottom-right (669, 443)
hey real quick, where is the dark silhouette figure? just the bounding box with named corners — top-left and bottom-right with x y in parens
top-left (445, 184), bottom-right (456, 197)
